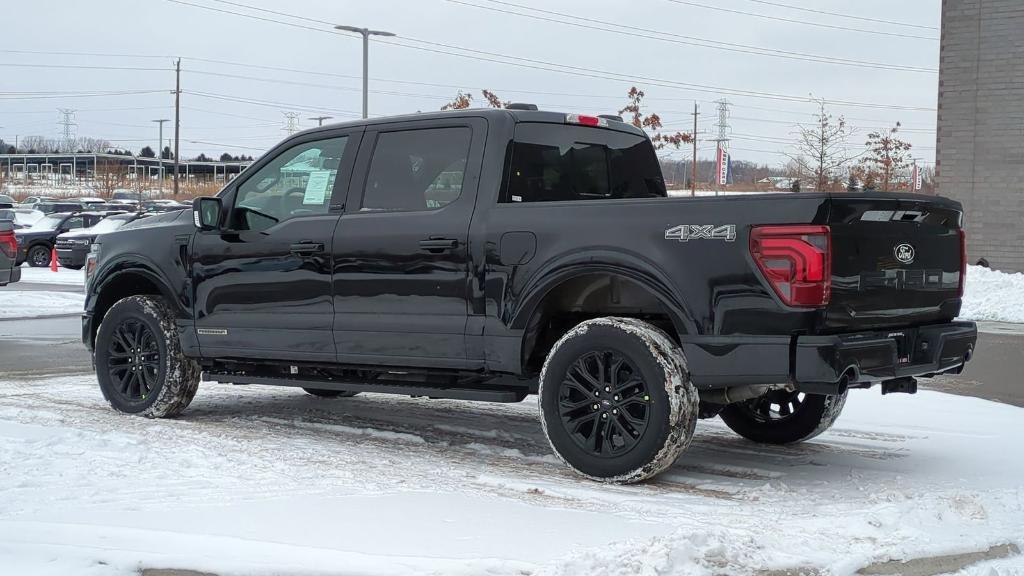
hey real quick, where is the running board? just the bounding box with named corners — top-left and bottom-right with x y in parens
top-left (202, 372), bottom-right (529, 403)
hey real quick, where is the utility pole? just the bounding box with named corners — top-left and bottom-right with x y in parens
top-left (282, 112), bottom-right (301, 135)
top-left (152, 119), bottom-right (169, 197)
top-left (712, 99), bottom-right (731, 196)
top-left (308, 116), bottom-right (333, 127)
top-left (690, 102), bottom-right (699, 197)
top-left (334, 25), bottom-right (396, 119)
top-left (173, 58), bottom-right (181, 196)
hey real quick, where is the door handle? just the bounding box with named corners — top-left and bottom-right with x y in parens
top-left (289, 242), bottom-right (324, 255)
top-left (419, 238), bottom-right (459, 253)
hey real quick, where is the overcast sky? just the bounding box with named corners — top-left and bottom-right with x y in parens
top-left (0, 0), bottom-right (940, 166)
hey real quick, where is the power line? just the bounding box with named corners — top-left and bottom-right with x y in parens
top-left (0, 89), bottom-right (169, 100)
top-left (449, 0), bottom-right (936, 73)
top-left (0, 63), bottom-right (170, 72)
top-left (159, 0), bottom-right (937, 112)
top-left (184, 90), bottom-right (361, 116)
top-left (738, 0), bottom-right (938, 31)
top-left (664, 0), bottom-right (938, 41)
top-left (0, 49), bottom-right (173, 59)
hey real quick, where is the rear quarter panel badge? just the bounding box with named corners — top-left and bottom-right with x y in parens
top-left (665, 224), bottom-right (737, 242)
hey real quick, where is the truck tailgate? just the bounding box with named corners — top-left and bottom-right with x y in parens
top-left (824, 195), bottom-right (964, 331)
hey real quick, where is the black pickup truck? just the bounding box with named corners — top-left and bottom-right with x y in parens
top-left (82, 108), bottom-right (976, 483)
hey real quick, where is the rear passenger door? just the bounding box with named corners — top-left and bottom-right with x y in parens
top-left (332, 117), bottom-right (486, 368)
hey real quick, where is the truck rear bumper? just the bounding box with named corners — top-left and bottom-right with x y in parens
top-left (795, 321), bottom-right (977, 386)
top-left (684, 321), bottom-right (977, 391)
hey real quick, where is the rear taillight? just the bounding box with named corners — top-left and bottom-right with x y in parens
top-left (750, 225), bottom-right (831, 307)
top-left (0, 231), bottom-right (16, 259)
top-left (958, 228), bottom-right (967, 298)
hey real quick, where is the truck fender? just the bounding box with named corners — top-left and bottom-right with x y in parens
top-left (509, 249), bottom-right (698, 337)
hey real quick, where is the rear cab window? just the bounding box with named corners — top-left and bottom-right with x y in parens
top-left (502, 123), bottom-right (666, 203)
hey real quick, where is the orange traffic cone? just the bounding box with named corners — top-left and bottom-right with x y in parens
top-left (50, 246), bottom-right (59, 272)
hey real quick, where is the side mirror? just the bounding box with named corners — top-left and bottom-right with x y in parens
top-left (193, 197), bottom-right (223, 231)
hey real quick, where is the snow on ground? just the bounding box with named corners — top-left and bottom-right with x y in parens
top-left (959, 265), bottom-right (1024, 324)
top-left (16, 263), bottom-right (86, 286)
top-left (0, 375), bottom-right (1021, 575)
top-left (0, 290), bottom-right (83, 319)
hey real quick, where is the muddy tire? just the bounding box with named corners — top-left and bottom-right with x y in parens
top-left (538, 317), bottom-right (698, 484)
top-left (719, 390), bottom-right (847, 445)
top-left (303, 388), bottom-right (359, 398)
top-left (95, 295), bottom-right (200, 418)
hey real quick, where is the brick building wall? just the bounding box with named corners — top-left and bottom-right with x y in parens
top-left (937, 0), bottom-right (1024, 272)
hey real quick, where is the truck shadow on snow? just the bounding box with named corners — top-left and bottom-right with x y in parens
top-left (177, 386), bottom-right (925, 495)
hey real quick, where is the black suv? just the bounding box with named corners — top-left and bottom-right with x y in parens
top-left (56, 212), bottom-right (146, 269)
top-left (82, 108), bottom-right (976, 483)
top-left (15, 211), bottom-right (113, 267)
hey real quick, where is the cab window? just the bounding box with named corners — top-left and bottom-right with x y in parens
top-left (361, 127), bottom-right (471, 211)
top-left (503, 123), bottom-right (666, 203)
top-left (232, 136), bottom-right (349, 231)
top-left (63, 216), bottom-right (85, 230)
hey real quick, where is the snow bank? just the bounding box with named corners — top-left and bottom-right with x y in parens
top-left (0, 376), bottom-right (1021, 575)
top-left (16, 264), bottom-right (85, 286)
top-left (959, 265), bottom-right (1024, 324)
top-left (0, 290), bottom-right (83, 319)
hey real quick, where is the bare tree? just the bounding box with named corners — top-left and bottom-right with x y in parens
top-left (442, 89), bottom-right (509, 111)
top-left (19, 135), bottom-right (53, 154)
top-left (92, 158), bottom-right (129, 199)
top-left (76, 137), bottom-right (112, 153)
top-left (619, 87), bottom-right (692, 150)
top-left (862, 122), bottom-right (913, 192)
top-left (787, 100), bottom-right (855, 192)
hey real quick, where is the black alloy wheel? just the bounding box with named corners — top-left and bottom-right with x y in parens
top-left (28, 245), bottom-right (51, 267)
top-left (739, 389), bottom-right (806, 422)
top-left (106, 318), bottom-right (162, 404)
top-left (558, 350), bottom-right (651, 457)
top-left (719, 388), bottom-right (848, 445)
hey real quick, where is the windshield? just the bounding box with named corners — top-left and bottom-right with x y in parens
top-left (27, 215), bottom-right (63, 231)
top-left (0, 209), bottom-right (14, 221)
top-left (88, 217), bottom-right (129, 233)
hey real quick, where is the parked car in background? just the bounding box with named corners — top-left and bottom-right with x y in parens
top-left (17, 196), bottom-right (58, 210)
top-left (110, 190), bottom-right (140, 203)
top-left (0, 220), bottom-right (20, 286)
top-left (15, 211), bottom-right (111, 267)
top-left (76, 197), bottom-right (107, 207)
top-left (34, 201), bottom-right (86, 215)
top-left (9, 209), bottom-right (45, 229)
top-left (0, 208), bottom-right (42, 230)
top-left (142, 199), bottom-right (189, 212)
top-left (56, 212), bottom-right (149, 269)
top-left (0, 194), bottom-right (16, 208)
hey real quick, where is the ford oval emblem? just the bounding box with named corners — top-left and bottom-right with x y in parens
top-left (894, 243), bottom-right (915, 264)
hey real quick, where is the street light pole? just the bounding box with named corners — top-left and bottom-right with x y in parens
top-left (334, 25), bottom-right (396, 119)
top-left (152, 119), bottom-right (169, 198)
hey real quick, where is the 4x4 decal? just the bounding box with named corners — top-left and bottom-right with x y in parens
top-left (665, 224), bottom-right (736, 242)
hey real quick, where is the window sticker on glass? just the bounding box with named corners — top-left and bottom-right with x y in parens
top-left (303, 170), bottom-right (333, 205)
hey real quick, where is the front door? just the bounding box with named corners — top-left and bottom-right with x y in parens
top-left (191, 129), bottom-right (360, 362)
top-left (332, 118), bottom-right (486, 368)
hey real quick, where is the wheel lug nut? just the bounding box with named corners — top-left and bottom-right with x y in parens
top-left (613, 395), bottom-right (619, 401)
top-left (594, 391), bottom-right (600, 397)
top-left (601, 413), bottom-right (608, 419)
top-left (604, 386), bottom-right (610, 392)
top-left (592, 404), bottom-right (599, 410)
top-left (612, 409), bottom-right (618, 415)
